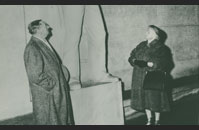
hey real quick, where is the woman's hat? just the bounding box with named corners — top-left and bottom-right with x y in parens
top-left (148, 25), bottom-right (167, 43)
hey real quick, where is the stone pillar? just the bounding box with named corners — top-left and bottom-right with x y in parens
top-left (70, 81), bottom-right (124, 125)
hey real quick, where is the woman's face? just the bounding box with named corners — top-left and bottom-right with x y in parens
top-left (146, 27), bottom-right (158, 41)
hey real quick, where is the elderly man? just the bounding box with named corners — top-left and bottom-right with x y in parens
top-left (24, 19), bottom-right (74, 125)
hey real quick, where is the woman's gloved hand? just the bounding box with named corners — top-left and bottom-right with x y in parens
top-left (134, 60), bottom-right (148, 68)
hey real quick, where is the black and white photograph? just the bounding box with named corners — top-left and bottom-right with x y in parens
top-left (0, 4), bottom-right (199, 125)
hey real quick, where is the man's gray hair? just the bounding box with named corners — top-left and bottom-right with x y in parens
top-left (28, 19), bottom-right (42, 35)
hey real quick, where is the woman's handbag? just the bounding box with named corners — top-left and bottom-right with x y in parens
top-left (143, 71), bottom-right (166, 91)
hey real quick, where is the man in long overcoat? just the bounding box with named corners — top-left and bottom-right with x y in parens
top-left (24, 19), bottom-right (74, 125)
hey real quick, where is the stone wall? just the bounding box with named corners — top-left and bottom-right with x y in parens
top-left (81, 5), bottom-right (199, 90)
top-left (0, 5), bottom-right (32, 120)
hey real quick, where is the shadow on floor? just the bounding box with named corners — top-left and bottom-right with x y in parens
top-left (125, 94), bottom-right (199, 125)
top-left (0, 113), bottom-right (34, 125)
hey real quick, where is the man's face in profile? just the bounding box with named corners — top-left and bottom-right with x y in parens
top-left (38, 21), bottom-right (52, 38)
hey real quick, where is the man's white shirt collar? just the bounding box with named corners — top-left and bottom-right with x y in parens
top-left (33, 36), bottom-right (53, 51)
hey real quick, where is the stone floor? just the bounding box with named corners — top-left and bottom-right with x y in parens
top-left (0, 94), bottom-right (198, 125)
top-left (0, 75), bottom-right (198, 125)
top-left (125, 94), bottom-right (199, 125)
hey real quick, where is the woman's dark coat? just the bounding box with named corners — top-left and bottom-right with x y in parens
top-left (24, 36), bottom-right (74, 125)
top-left (128, 39), bottom-right (173, 112)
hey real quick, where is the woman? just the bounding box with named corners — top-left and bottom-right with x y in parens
top-left (128, 25), bottom-right (173, 125)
